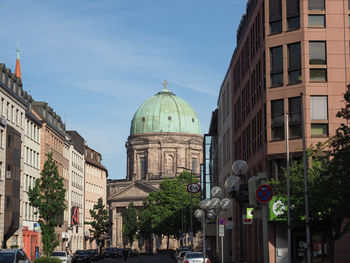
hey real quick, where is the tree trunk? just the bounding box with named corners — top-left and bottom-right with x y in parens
top-left (328, 235), bottom-right (335, 263)
top-left (167, 235), bottom-right (170, 250)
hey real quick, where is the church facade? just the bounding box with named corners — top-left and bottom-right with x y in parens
top-left (107, 83), bottom-right (203, 250)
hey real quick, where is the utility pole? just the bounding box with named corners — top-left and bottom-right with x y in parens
top-left (286, 113), bottom-right (292, 263)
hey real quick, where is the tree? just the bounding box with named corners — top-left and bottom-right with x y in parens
top-left (28, 152), bottom-right (66, 257)
top-left (270, 88), bottom-right (350, 263)
top-left (138, 171), bottom-right (201, 249)
top-left (122, 201), bottom-right (138, 246)
top-left (85, 197), bottom-right (112, 254)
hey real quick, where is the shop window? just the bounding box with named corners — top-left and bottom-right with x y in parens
top-left (269, 0), bottom-right (282, 34)
top-left (288, 42), bottom-right (302, 84)
top-left (288, 97), bottom-right (302, 139)
top-left (287, 0), bottom-right (300, 31)
top-left (270, 46), bottom-right (284, 87)
top-left (271, 99), bottom-right (284, 141)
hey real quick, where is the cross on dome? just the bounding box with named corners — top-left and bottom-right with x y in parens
top-left (162, 80), bottom-right (168, 90)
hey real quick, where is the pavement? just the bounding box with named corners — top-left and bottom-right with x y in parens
top-left (96, 253), bottom-right (174, 263)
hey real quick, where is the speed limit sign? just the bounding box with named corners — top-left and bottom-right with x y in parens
top-left (187, 183), bottom-right (201, 193)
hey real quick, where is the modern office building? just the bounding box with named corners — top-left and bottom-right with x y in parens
top-left (210, 0), bottom-right (350, 262)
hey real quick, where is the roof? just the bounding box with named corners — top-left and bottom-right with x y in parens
top-left (130, 85), bottom-right (201, 135)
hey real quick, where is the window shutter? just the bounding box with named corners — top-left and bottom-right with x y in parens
top-left (287, 0), bottom-right (300, 18)
top-left (269, 0), bottom-right (282, 21)
top-left (308, 0), bottom-right (325, 10)
top-left (310, 96), bottom-right (327, 120)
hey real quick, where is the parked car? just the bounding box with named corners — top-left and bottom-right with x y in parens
top-left (116, 248), bottom-right (123, 257)
top-left (0, 249), bottom-right (30, 263)
top-left (52, 251), bottom-right (71, 263)
top-left (87, 249), bottom-right (100, 261)
top-left (177, 250), bottom-right (190, 263)
top-left (103, 247), bottom-right (117, 258)
top-left (72, 250), bottom-right (91, 263)
top-left (183, 252), bottom-right (210, 263)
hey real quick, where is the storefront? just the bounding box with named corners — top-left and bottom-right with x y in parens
top-left (22, 222), bottom-right (41, 261)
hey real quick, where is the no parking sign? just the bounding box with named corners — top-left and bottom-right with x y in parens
top-left (256, 184), bottom-right (274, 203)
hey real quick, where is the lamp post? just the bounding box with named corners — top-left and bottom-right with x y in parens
top-left (224, 160), bottom-right (249, 263)
top-left (178, 166), bottom-right (193, 248)
top-left (195, 189), bottom-right (232, 263)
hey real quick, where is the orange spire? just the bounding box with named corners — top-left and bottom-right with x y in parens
top-left (15, 42), bottom-right (21, 80)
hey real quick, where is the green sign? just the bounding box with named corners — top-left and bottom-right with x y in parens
top-left (247, 208), bottom-right (254, 219)
top-left (269, 196), bottom-right (287, 221)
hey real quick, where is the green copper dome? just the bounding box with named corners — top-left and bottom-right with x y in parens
top-left (130, 86), bottom-right (201, 135)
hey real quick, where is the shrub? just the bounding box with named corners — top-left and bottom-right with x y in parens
top-left (33, 257), bottom-right (62, 263)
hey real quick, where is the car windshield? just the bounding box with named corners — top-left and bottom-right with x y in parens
top-left (186, 252), bottom-right (203, 258)
top-left (89, 249), bottom-right (98, 253)
top-left (52, 251), bottom-right (66, 257)
top-left (180, 251), bottom-right (189, 257)
top-left (106, 248), bottom-right (114, 251)
top-left (0, 253), bottom-right (15, 263)
top-left (75, 250), bottom-right (87, 255)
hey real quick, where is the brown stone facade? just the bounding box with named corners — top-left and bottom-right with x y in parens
top-left (108, 132), bottom-right (203, 251)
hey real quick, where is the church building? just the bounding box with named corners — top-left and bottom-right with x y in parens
top-left (107, 81), bottom-right (203, 250)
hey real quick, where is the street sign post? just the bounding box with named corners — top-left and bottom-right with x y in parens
top-left (256, 184), bottom-right (274, 203)
top-left (187, 183), bottom-right (201, 194)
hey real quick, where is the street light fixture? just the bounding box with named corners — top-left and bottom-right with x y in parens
top-left (195, 187), bottom-right (232, 263)
top-left (178, 166), bottom-right (194, 248)
top-left (224, 160), bottom-right (248, 263)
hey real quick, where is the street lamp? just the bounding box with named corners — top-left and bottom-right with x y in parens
top-left (195, 189), bottom-right (232, 263)
top-left (178, 166), bottom-right (194, 248)
top-left (224, 160), bottom-right (248, 263)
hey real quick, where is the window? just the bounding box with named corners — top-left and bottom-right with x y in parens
top-left (7, 78), bottom-right (11, 89)
top-left (288, 42), bottom-right (302, 84)
top-left (309, 41), bottom-right (327, 81)
top-left (309, 14), bottom-right (325, 27)
top-left (270, 46), bottom-right (284, 87)
top-left (0, 130), bottom-right (3, 148)
top-left (271, 99), bottom-right (284, 141)
top-left (287, 0), bottom-right (300, 31)
top-left (7, 134), bottom-right (11, 147)
top-left (6, 196), bottom-right (10, 210)
top-left (269, 0), bottom-right (282, 34)
top-left (140, 157), bottom-right (147, 180)
top-left (288, 97), bottom-right (302, 139)
top-left (310, 96), bottom-right (328, 136)
top-left (309, 42), bottom-right (326, 64)
top-left (308, 0), bottom-right (325, 10)
top-left (0, 163), bottom-right (2, 180)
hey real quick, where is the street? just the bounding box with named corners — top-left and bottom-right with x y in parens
top-left (96, 254), bottom-right (174, 263)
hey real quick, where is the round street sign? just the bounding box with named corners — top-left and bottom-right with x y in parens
top-left (187, 183), bottom-right (201, 194)
top-left (256, 184), bottom-right (274, 203)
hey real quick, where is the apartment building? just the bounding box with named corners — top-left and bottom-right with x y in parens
top-left (31, 102), bottom-right (70, 250)
top-left (0, 64), bottom-right (26, 248)
top-left (22, 101), bottom-right (42, 260)
top-left (66, 131), bottom-right (85, 253)
top-left (84, 146), bottom-right (107, 249)
top-left (210, 0), bottom-right (350, 262)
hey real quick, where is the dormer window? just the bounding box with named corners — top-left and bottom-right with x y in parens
top-left (142, 117), bottom-right (145, 122)
top-left (8, 78), bottom-right (11, 89)
top-left (1, 73), bottom-right (5, 83)
top-left (192, 118), bottom-right (195, 122)
top-left (168, 116), bottom-right (172, 120)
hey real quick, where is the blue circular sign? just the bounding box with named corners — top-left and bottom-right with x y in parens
top-left (256, 184), bottom-right (274, 203)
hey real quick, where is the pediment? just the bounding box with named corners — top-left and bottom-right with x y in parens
top-left (108, 181), bottom-right (157, 202)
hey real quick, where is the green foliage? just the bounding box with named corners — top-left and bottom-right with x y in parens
top-left (270, 87), bottom-right (350, 263)
top-left (28, 152), bottom-right (66, 257)
top-left (33, 257), bottom-right (62, 263)
top-left (138, 171), bottom-right (200, 241)
top-left (85, 197), bottom-right (112, 243)
top-left (122, 201), bottom-right (138, 246)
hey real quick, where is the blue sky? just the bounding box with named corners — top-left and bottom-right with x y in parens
top-left (0, 0), bottom-right (246, 179)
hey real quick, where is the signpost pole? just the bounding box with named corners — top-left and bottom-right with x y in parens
top-left (221, 236), bottom-right (224, 263)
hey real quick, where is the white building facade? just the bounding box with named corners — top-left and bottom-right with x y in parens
top-left (67, 131), bottom-right (85, 253)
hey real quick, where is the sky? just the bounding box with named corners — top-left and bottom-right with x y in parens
top-left (0, 0), bottom-right (247, 179)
